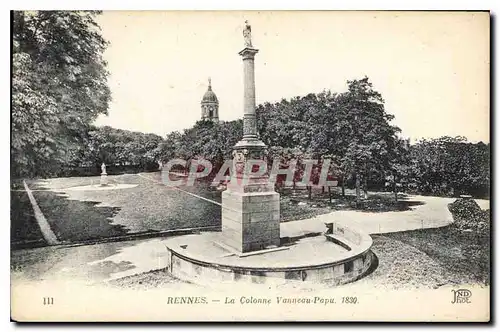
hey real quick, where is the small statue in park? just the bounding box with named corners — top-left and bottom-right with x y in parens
top-left (101, 162), bottom-right (107, 175)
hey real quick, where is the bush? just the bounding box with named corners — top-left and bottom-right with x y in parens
top-left (448, 198), bottom-right (490, 234)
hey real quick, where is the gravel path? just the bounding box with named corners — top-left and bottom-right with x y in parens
top-left (282, 195), bottom-right (489, 237)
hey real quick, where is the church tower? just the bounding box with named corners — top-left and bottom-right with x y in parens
top-left (201, 77), bottom-right (219, 122)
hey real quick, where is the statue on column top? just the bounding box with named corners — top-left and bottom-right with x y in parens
top-left (243, 20), bottom-right (252, 48)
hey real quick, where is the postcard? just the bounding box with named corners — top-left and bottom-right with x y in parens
top-left (11, 10), bottom-right (490, 322)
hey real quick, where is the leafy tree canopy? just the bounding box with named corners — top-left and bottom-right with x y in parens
top-left (12, 11), bottom-right (111, 178)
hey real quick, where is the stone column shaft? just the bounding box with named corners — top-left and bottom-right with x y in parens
top-left (239, 48), bottom-right (259, 139)
top-left (243, 54), bottom-right (256, 116)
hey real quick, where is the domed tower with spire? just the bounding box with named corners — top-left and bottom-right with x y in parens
top-left (201, 77), bottom-right (219, 122)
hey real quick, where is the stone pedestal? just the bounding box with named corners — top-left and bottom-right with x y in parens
top-left (100, 173), bottom-right (108, 186)
top-left (220, 39), bottom-right (281, 253)
top-left (222, 189), bottom-right (280, 253)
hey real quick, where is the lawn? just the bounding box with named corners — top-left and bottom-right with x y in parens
top-left (12, 172), bottom-right (491, 290)
top-left (11, 172), bottom-right (331, 247)
top-left (362, 226), bottom-right (489, 290)
top-left (384, 225), bottom-right (490, 286)
top-left (29, 173), bottom-right (221, 243)
top-left (11, 191), bottom-right (46, 248)
top-left (12, 173), bottom-right (491, 289)
top-left (279, 186), bottom-right (426, 213)
top-left (354, 199), bottom-right (491, 289)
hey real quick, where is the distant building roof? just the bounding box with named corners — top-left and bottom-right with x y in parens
top-left (201, 78), bottom-right (218, 104)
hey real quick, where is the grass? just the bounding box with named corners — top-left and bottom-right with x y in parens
top-left (107, 269), bottom-right (186, 290)
top-left (12, 173), bottom-right (335, 247)
top-left (365, 200), bottom-right (491, 289)
top-left (11, 172), bottom-right (490, 289)
top-left (34, 190), bottom-right (126, 242)
top-left (10, 191), bottom-right (46, 248)
top-left (11, 173), bottom-right (491, 290)
top-left (10, 173), bottom-right (222, 245)
top-left (360, 235), bottom-right (455, 289)
top-left (16, 175), bottom-right (413, 248)
top-left (384, 226), bottom-right (490, 286)
top-left (279, 187), bottom-right (424, 213)
top-left (280, 196), bottom-right (331, 222)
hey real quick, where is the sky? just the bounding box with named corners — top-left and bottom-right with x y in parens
top-left (94, 11), bottom-right (490, 143)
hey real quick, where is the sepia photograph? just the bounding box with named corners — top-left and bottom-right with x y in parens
top-left (10, 10), bottom-right (490, 322)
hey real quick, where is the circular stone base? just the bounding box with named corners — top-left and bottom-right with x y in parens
top-left (63, 184), bottom-right (138, 191)
top-left (164, 230), bottom-right (373, 288)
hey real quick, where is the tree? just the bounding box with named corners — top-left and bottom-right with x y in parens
top-left (12, 11), bottom-right (111, 178)
top-left (386, 137), bottom-right (411, 201)
top-left (157, 119), bottom-right (243, 180)
top-left (409, 136), bottom-right (490, 197)
top-left (336, 77), bottom-right (401, 202)
top-left (12, 52), bottom-right (59, 177)
top-left (257, 96), bottom-right (315, 152)
top-left (159, 131), bottom-right (183, 163)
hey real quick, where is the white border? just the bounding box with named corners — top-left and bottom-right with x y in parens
top-left (2, 0), bottom-right (496, 330)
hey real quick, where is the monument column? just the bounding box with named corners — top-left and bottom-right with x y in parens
top-left (240, 47), bottom-right (259, 139)
top-left (221, 21), bottom-right (281, 253)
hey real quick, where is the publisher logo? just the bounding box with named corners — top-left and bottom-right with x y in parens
top-left (451, 289), bottom-right (472, 304)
